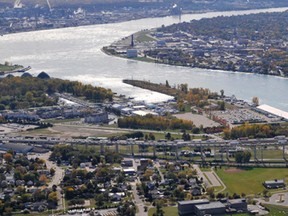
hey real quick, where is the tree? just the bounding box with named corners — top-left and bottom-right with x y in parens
top-left (220, 89), bottom-right (224, 97)
top-left (252, 96), bottom-right (259, 106)
top-left (235, 151), bottom-right (251, 163)
top-left (39, 174), bottom-right (48, 184)
top-left (117, 201), bottom-right (136, 216)
top-left (48, 191), bottom-right (58, 204)
top-left (153, 200), bottom-right (164, 216)
top-left (50, 168), bottom-right (56, 176)
top-left (165, 132), bottom-right (171, 140)
top-left (0, 104), bottom-right (5, 110)
top-left (218, 101), bottom-right (225, 110)
top-left (165, 80), bottom-right (170, 88)
top-left (149, 133), bottom-right (155, 141)
top-left (3, 153), bottom-right (13, 163)
top-left (95, 194), bottom-right (104, 207)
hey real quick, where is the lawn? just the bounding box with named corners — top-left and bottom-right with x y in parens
top-left (135, 32), bottom-right (156, 43)
top-left (148, 206), bottom-right (178, 216)
top-left (0, 63), bottom-right (22, 71)
top-left (216, 167), bottom-right (288, 195)
top-left (264, 204), bottom-right (288, 216)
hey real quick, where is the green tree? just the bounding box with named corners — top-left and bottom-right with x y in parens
top-left (220, 89), bottom-right (224, 97)
top-left (235, 151), bottom-right (251, 163)
top-left (95, 194), bottom-right (104, 207)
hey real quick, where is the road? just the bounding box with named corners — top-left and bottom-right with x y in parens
top-left (154, 161), bottom-right (165, 182)
top-left (123, 157), bottom-right (148, 216)
top-left (28, 152), bottom-right (65, 210)
top-left (132, 180), bottom-right (147, 216)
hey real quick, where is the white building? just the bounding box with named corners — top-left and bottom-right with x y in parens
top-left (84, 112), bottom-right (108, 124)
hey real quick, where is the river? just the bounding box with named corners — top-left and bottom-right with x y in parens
top-left (0, 7), bottom-right (288, 110)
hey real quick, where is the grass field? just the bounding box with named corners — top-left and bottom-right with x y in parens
top-left (216, 167), bottom-right (288, 195)
top-left (264, 204), bottom-right (288, 216)
top-left (135, 34), bottom-right (156, 43)
top-left (0, 63), bottom-right (22, 71)
top-left (148, 206), bottom-right (178, 216)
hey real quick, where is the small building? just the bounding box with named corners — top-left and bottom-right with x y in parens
top-left (123, 168), bottom-right (136, 176)
top-left (127, 49), bottom-right (138, 58)
top-left (178, 199), bottom-right (209, 216)
top-left (228, 199), bottom-right (248, 212)
top-left (263, 179), bottom-right (285, 189)
top-left (121, 160), bottom-right (133, 167)
top-left (132, 110), bottom-right (158, 116)
top-left (195, 202), bottom-right (226, 216)
top-left (121, 107), bottom-right (133, 115)
top-left (84, 112), bottom-right (109, 124)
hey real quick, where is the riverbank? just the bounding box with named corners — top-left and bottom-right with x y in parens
top-left (1, 8), bottom-right (288, 111)
top-left (0, 63), bottom-right (31, 75)
top-left (104, 10), bottom-right (288, 78)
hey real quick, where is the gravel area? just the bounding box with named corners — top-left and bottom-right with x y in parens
top-left (174, 113), bottom-right (220, 128)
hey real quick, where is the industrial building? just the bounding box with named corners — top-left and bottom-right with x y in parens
top-left (84, 112), bottom-right (109, 124)
top-left (257, 104), bottom-right (288, 121)
top-left (0, 143), bottom-right (33, 154)
top-left (178, 199), bottom-right (248, 216)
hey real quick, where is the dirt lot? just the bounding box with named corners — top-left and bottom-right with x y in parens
top-left (16, 124), bottom-right (128, 138)
top-left (50, 124), bottom-right (127, 138)
top-left (174, 113), bottom-right (220, 128)
top-left (224, 168), bottom-right (244, 173)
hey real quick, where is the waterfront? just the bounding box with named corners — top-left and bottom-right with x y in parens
top-left (1, 7), bottom-right (288, 110)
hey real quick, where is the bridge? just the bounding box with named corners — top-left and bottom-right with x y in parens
top-left (0, 135), bottom-right (287, 166)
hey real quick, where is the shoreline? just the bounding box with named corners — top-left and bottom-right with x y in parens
top-left (102, 47), bottom-right (288, 79)
top-left (102, 10), bottom-right (288, 78)
top-left (1, 6), bottom-right (288, 36)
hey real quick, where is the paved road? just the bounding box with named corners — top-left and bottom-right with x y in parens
top-left (28, 152), bottom-right (65, 210)
top-left (132, 180), bottom-right (147, 216)
top-left (257, 192), bottom-right (288, 206)
top-left (155, 161), bottom-right (165, 182)
top-left (123, 157), bottom-right (148, 216)
top-left (28, 152), bottom-right (64, 188)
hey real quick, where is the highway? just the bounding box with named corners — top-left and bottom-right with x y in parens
top-left (0, 135), bottom-right (287, 148)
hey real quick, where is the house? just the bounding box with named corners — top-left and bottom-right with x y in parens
top-left (263, 179), bottom-right (285, 189)
top-left (191, 186), bottom-right (202, 196)
top-left (121, 160), bottom-right (133, 167)
top-left (127, 49), bottom-right (138, 58)
top-left (123, 168), bottom-right (136, 176)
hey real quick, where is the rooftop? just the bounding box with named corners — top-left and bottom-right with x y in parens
top-left (228, 199), bottom-right (246, 204)
top-left (257, 104), bottom-right (288, 120)
top-left (0, 143), bottom-right (33, 153)
top-left (264, 179), bottom-right (284, 184)
top-left (195, 201), bottom-right (226, 210)
top-left (178, 199), bottom-right (209, 205)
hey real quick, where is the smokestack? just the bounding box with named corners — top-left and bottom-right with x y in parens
top-left (131, 34), bottom-right (134, 47)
